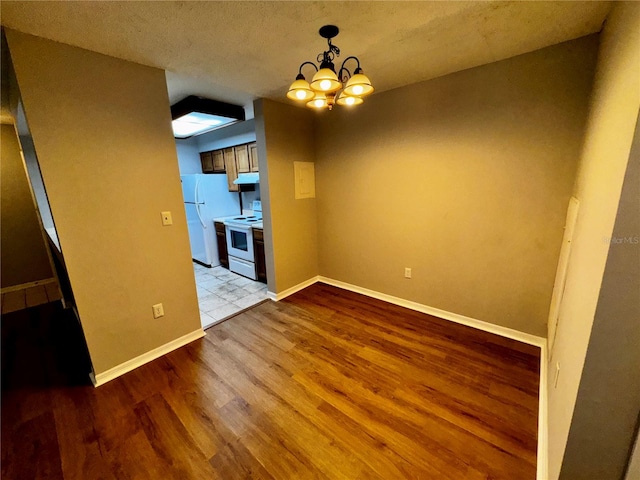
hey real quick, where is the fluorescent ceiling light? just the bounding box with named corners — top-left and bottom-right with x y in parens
top-left (170, 96), bottom-right (245, 139)
top-left (172, 112), bottom-right (228, 138)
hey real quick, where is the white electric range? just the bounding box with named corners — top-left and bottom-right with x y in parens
top-left (224, 200), bottom-right (262, 279)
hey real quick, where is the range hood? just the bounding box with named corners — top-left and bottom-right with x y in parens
top-left (233, 173), bottom-right (260, 185)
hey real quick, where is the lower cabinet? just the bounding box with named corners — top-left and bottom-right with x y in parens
top-left (253, 228), bottom-right (267, 284)
top-left (214, 222), bottom-right (228, 269)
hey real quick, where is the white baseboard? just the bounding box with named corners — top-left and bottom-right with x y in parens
top-left (1, 277), bottom-right (56, 294)
top-left (267, 275), bottom-right (320, 301)
top-left (537, 341), bottom-right (549, 480)
top-left (90, 328), bottom-right (205, 387)
top-left (318, 276), bottom-right (546, 347)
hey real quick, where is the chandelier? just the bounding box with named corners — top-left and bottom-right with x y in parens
top-left (286, 25), bottom-right (374, 110)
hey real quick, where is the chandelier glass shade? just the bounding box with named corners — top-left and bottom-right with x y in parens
top-left (306, 92), bottom-right (328, 109)
top-left (336, 92), bottom-right (363, 106)
top-left (343, 73), bottom-right (374, 97)
top-left (286, 75), bottom-right (315, 101)
top-left (310, 68), bottom-right (342, 93)
top-left (287, 25), bottom-right (373, 110)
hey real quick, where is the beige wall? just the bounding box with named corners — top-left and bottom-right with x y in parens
top-left (1, 123), bottom-right (53, 287)
top-left (315, 36), bottom-right (598, 336)
top-left (559, 111), bottom-right (639, 479)
top-left (254, 99), bottom-right (318, 293)
top-left (547, 3), bottom-right (640, 478)
top-left (6, 30), bottom-right (201, 375)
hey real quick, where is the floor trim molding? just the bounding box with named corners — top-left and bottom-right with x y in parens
top-left (319, 276), bottom-right (546, 347)
top-left (537, 341), bottom-right (549, 480)
top-left (90, 328), bottom-right (205, 387)
top-left (1, 277), bottom-right (56, 294)
top-left (267, 276), bottom-right (320, 302)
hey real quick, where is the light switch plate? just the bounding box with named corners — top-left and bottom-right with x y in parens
top-left (161, 211), bottom-right (173, 226)
top-left (152, 303), bottom-right (164, 318)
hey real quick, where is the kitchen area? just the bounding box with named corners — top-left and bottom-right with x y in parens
top-left (173, 102), bottom-right (269, 329)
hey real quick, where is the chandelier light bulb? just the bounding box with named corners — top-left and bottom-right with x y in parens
top-left (345, 96), bottom-right (355, 105)
top-left (320, 79), bottom-right (332, 91)
top-left (314, 98), bottom-right (325, 108)
top-left (352, 85), bottom-right (364, 95)
top-left (296, 90), bottom-right (307, 100)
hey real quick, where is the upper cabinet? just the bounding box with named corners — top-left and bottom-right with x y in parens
top-left (235, 144), bottom-right (250, 174)
top-left (212, 150), bottom-right (225, 172)
top-left (200, 151), bottom-right (213, 173)
top-left (198, 141), bottom-right (259, 191)
top-left (249, 143), bottom-right (259, 172)
top-left (223, 147), bottom-right (239, 192)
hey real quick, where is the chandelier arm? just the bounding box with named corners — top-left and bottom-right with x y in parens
top-left (298, 61), bottom-right (319, 76)
top-left (339, 56), bottom-right (362, 77)
top-left (338, 67), bottom-right (352, 84)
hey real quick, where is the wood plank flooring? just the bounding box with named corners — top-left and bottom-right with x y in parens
top-left (1, 283), bottom-right (540, 479)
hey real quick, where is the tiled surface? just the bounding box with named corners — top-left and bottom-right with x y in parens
top-left (1, 282), bottom-right (63, 314)
top-left (194, 264), bottom-right (268, 329)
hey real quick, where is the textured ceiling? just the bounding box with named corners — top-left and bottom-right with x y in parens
top-left (1, 1), bottom-right (611, 117)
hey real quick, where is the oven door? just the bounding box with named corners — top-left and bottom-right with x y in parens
top-left (225, 224), bottom-right (255, 262)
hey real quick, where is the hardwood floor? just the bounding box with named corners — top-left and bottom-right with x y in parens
top-left (1, 283), bottom-right (540, 479)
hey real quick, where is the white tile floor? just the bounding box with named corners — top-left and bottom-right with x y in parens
top-left (194, 263), bottom-right (268, 329)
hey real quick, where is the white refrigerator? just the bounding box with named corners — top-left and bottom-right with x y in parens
top-left (181, 174), bottom-right (240, 267)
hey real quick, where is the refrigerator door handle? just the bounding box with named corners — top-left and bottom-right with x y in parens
top-left (194, 176), bottom-right (206, 229)
top-left (196, 202), bottom-right (206, 229)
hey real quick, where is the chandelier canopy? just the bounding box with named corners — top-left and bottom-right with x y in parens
top-left (287, 25), bottom-right (374, 110)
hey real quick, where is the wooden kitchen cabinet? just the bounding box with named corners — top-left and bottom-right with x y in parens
top-left (200, 150), bottom-right (225, 174)
top-left (212, 150), bottom-right (225, 172)
top-left (198, 141), bottom-right (257, 190)
top-left (249, 142), bottom-right (259, 172)
top-left (223, 147), bottom-right (239, 192)
top-left (214, 222), bottom-right (229, 269)
top-left (235, 144), bottom-right (250, 173)
top-left (200, 151), bottom-right (213, 173)
top-left (253, 227), bottom-right (267, 283)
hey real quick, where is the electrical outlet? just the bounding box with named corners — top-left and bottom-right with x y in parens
top-left (404, 267), bottom-right (412, 279)
top-left (161, 211), bottom-right (173, 226)
top-left (554, 362), bottom-right (561, 388)
top-left (152, 303), bottom-right (164, 318)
